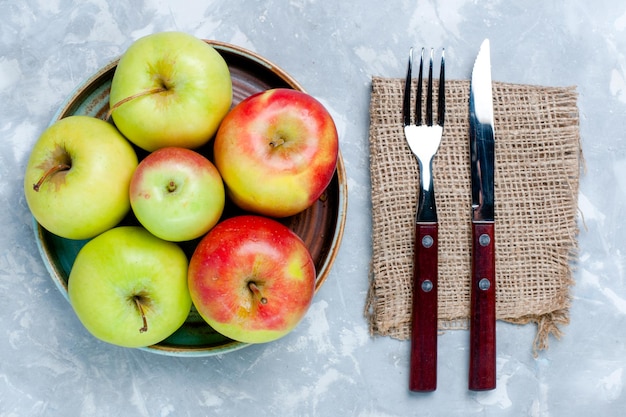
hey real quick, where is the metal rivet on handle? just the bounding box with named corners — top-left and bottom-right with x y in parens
top-left (478, 278), bottom-right (491, 291)
top-left (421, 280), bottom-right (433, 292)
top-left (479, 234), bottom-right (491, 246)
top-left (422, 235), bottom-right (434, 248)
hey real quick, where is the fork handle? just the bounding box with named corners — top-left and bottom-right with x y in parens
top-left (469, 222), bottom-right (496, 391)
top-left (409, 222), bottom-right (438, 392)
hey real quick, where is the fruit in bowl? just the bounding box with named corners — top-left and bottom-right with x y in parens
top-left (109, 31), bottom-right (232, 151)
top-left (188, 215), bottom-right (316, 344)
top-left (26, 37), bottom-right (347, 356)
top-left (129, 147), bottom-right (225, 242)
top-left (24, 115), bottom-right (138, 240)
top-left (213, 88), bottom-right (339, 218)
top-left (68, 226), bottom-right (191, 348)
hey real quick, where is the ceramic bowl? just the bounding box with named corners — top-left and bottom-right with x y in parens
top-left (34, 40), bottom-right (347, 357)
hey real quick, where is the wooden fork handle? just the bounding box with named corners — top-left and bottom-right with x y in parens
top-left (409, 222), bottom-right (438, 392)
top-left (469, 221), bottom-right (496, 391)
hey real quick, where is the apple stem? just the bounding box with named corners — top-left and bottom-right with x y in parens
top-left (248, 282), bottom-right (268, 305)
top-left (32, 163), bottom-right (71, 191)
top-left (167, 180), bottom-right (177, 193)
top-left (105, 87), bottom-right (168, 121)
top-left (134, 296), bottom-right (149, 333)
top-left (269, 138), bottom-right (285, 148)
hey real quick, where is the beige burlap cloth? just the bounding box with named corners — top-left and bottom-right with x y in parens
top-left (365, 77), bottom-right (582, 354)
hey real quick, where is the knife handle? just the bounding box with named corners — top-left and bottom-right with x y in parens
top-left (409, 222), bottom-right (438, 392)
top-left (469, 222), bottom-right (496, 391)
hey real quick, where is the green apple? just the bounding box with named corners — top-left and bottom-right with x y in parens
top-left (188, 215), bottom-right (316, 344)
top-left (24, 115), bottom-right (138, 240)
top-left (129, 147), bottom-right (225, 242)
top-left (109, 31), bottom-right (232, 151)
top-left (213, 88), bottom-right (339, 218)
top-left (68, 226), bottom-right (191, 348)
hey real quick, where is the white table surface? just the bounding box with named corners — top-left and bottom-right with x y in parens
top-left (1, 0), bottom-right (624, 415)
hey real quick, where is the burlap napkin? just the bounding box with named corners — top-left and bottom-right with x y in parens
top-left (365, 77), bottom-right (582, 354)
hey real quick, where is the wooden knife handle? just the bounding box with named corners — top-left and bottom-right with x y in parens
top-left (469, 222), bottom-right (496, 391)
top-left (409, 222), bottom-right (438, 392)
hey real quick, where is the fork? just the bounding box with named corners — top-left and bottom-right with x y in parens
top-left (403, 47), bottom-right (445, 392)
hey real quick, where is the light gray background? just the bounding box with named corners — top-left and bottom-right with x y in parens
top-left (1, 1), bottom-right (624, 415)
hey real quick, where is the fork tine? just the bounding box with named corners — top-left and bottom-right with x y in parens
top-left (438, 49), bottom-right (446, 127)
top-left (403, 48), bottom-right (413, 126)
top-left (426, 49), bottom-right (434, 126)
top-left (416, 48), bottom-right (424, 126)
top-left (404, 47), bottom-right (445, 128)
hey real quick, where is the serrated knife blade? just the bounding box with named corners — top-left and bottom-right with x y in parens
top-left (468, 38), bottom-right (496, 391)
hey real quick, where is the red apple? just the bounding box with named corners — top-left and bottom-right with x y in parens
top-left (188, 215), bottom-right (316, 343)
top-left (213, 88), bottom-right (338, 218)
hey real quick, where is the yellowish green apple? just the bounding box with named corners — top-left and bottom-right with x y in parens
top-left (109, 31), bottom-right (232, 151)
top-left (68, 226), bottom-right (191, 348)
top-left (129, 147), bottom-right (225, 242)
top-left (24, 115), bottom-right (138, 240)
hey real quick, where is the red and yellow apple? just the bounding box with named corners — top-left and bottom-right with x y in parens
top-left (109, 31), bottom-right (232, 151)
top-left (129, 147), bottom-right (225, 242)
top-left (68, 226), bottom-right (191, 348)
top-left (24, 115), bottom-right (138, 240)
top-left (213, 88), bottom-right (339, 218)
top-left (188, 215), bottom-right (316, 343)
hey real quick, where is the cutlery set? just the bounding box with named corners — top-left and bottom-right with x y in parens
top-left (403, 39), bottom-right (496, 392)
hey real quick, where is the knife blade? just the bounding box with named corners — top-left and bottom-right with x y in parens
top-left (468, 38), bottom-right (496, 391)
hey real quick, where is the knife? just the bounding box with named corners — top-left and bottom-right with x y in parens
top-left (468, 38), bottom-right (496, 391)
